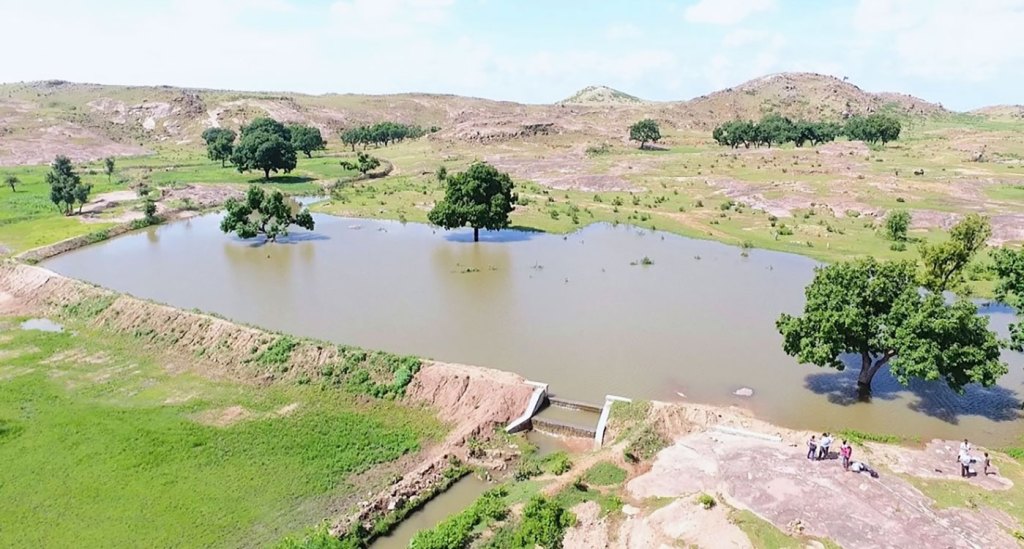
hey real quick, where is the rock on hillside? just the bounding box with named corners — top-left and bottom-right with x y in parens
top-left (679, 72), bottom-right (946, 129)
top-left (560, 85), bottom-right (646, 106)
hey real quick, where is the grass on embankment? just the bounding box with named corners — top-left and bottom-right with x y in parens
top-left (0, 318), bottom-right (443, 548)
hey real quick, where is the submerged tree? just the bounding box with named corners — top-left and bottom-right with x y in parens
top-left (201, 127), bottom-right (236, 167)
top-left (46, 155), bottom-right (92, 215)
top-left (629, 119), bottom-right (661, 149)
top-left (230, 118), bottom-right (296, 180)
top-left (219, 185), bottom-right (314, 242)
top-left (993, 247), bottom-right (1024, 351)
top-left (289, 124), bottom-right (326, 158)
top-left (777, 257), bottom-right (1005, 397)
top-left (428, 162), bottom-right (516, 242)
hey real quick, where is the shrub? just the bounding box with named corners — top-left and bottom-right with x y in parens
top-left (256, 336), bottom-right (298, 366)
top-left (697, 493), bottom-right (716, 509)
top-left (542, 451), bottom-right (573, 476)
top-left (409, 487), bottom-right (509, 549)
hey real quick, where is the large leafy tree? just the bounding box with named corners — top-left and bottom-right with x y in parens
top-left (46, 155), bottom-right (92, 215)
top-left (844, 114), bottom-right (902, 145)
top-left (201, 127), bottom-right (236, 167)
top-left (229, 118), bottom-right (297, 180)
top-left (288, 124), bottom-right (326, 158)
top-left (777, 257), bottom-right (1005, 396)
top-left (629, 119), bottom-right (661, 149)
top-left (918, 214), bottom-right (991, 293)
top-left (884, 210), bottom-right (911, 242)
top-left (993, 247), bottom-right (1024, 351)
top-left (428, 162), bottom-right (516, 242)
top-left (219, 185), bottom-right (314, 242)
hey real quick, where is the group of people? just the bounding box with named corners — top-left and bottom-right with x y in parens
top-left (957, 439), bottom-right (993, 478)
top-left (806, 433), bottom-right (877, 477)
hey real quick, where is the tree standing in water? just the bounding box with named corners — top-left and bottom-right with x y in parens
top-left (428, 162), bottom-right (516, 242)
top-left (777, 257), bottom-right (1005, 397)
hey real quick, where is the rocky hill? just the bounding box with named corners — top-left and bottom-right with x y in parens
top-left (0, 73), bottom-right (950, 165)
top-left (678, 72), bottom-right (946, 129)
top-left (559, 85), bottom-right (645, 106)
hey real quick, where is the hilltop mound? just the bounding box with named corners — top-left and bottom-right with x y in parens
top-left (560, 85), bottom-right (645, 105)
top-left (971, 105), bottom-right (1024, 120)
top-left (680, 72), bottom-right (945, 128)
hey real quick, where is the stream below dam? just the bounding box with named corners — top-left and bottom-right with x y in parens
top-left (42, 213), bottom-right (1024, 445)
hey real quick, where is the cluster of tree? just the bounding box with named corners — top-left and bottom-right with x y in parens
top-left (777, 214), bottom-right (1014, 397)
top-left (843, 114), bottom-right (902, 145)
top-left (200, 119), bottom-right (325, 176)
top-left (712, 113), bottom-right (901, 148)
top-left (713, 116), bottom-right (842, 148)
top-left (629, 119), bottom-right (661, 149)
top-left (219, 185), bottom-right (315, 241)
top-left (428, 162), bottom-right (517, 242)
top-left (46, 155), bottom-right (92, 215)
top-left (339, 122), bottom-right (427, 151)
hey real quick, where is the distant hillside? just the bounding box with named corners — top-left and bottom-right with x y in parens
top-left (560, 85), bottom-right (645, 106)
top-left (679, 72), bottom-right (946, 128)
top-left (0, 73), bottom-right (953, 165)
top-left (971, 105), bottom-right (1024, 120)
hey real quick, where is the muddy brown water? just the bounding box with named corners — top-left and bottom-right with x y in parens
top-left (369, 476), bottom-right (490, 549)
top-left (42, 214), bottom-right (1024, 445)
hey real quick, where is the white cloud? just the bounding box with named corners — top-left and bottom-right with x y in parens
top-left (684, 0), bottom-right (776, 25)
top-left (329, 0), bottom-right (454, 36)
top-left (852, 0), bottom-right (1024, 82)
top-left (605, 23), bottom-right (642, 40)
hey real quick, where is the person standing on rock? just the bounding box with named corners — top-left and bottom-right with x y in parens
top-left (960, 450), bottom-right (973, 478)
top-left (840, 440), bottom-right (852, 471)
top-left (960, 439), bottom-right (971, 456)
top-left (807, 435), bottom-right (817, 460)
top-left (818, 433), bottom-right (832, 460)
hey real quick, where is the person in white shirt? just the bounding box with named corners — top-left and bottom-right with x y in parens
top-left (960, 451), bottom-right (973, 478)
top-left (818, 432), bottom-right (832, 460)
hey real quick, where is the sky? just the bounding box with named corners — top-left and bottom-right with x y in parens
top-left (1, 0), bottom-right (1022, 110)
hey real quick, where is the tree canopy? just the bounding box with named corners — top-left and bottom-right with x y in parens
top-left (918, 214), bottom-right (991, 293)
top-left (339, 151), bottom-right (381, 175)
top-left (712, 113), bottom-right (899, 148)
top-left (4, 174), bottom-right (18, 192)
top-left (229, 118), bottom-right (297, 180)
top-left (340, 122), bottom-right (428, 151)
top-left (993, 247), bottom-right (1024, 351)
top-left (288, 124), bottom-right (326, 158)
top-left (629, 119), bottom-right (661, 149)
top-left (201, 127), bottom-right (236, 167)
top-left (46, 155), bottom-right (92, 215)
top-left (884, 210), bottom-right (911, 242)
top-left (777, 257), bottom-right (1005, 396)
top-left (219, 185), bottom-right (314, 242)
top-left (427, 162), bottom-right (516, 242)
top-left (844, 113), bottom-right (902, 145)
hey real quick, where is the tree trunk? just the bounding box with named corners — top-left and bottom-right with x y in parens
top-left (305, 152), bottom-right (312, 158)
top-left (473, 227), bottom-right (479, 242)
top-left (856, 351), bottom-right (893, 399)
top-left (263, 168), bottom-right (270, 180)
top-left (221, 159), bottom-right (225, 168)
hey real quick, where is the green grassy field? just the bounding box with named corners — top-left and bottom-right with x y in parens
top-left (0, 317), bottom-right (443, 548)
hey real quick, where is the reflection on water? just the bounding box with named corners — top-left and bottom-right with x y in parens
top-left (20, 318), bottom-right (64, 332)
top-left (42, 214), bottom-right (1024, 445)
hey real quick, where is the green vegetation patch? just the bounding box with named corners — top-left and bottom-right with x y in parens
top-left (837, 429), bottom-right (904, 446)
top-left (408, 486), bottom-right (510, 549)
top-left (320, 346), bottom-right (422, 399)
top-left (583, 461), bottom-right (627, 486)
top-left (0, 320), bottom-right (441, 548)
